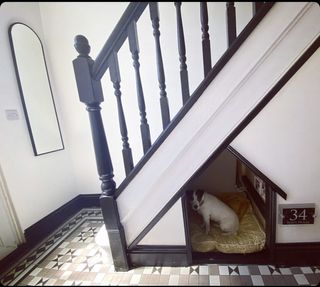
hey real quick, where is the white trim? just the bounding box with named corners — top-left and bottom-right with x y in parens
top-left (0, 163), bottom-right (25, 245)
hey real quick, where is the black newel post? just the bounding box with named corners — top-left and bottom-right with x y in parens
top-left (72, 35), bottom-right (129, 271)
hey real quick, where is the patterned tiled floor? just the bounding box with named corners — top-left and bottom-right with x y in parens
top-left (1, 208), bottom-right (320, 286)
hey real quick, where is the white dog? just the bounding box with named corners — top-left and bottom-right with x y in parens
top-left (189, 189), bottom-right (239, 235)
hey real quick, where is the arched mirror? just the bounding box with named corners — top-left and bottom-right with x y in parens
top-left (8, 23), bottom-right (64, 156)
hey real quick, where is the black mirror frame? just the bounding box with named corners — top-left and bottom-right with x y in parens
top-left (8, 22), bottom-right (64, 156)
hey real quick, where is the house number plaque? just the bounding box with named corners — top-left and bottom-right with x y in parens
top-left (278, 204), bottom-right (316, 225)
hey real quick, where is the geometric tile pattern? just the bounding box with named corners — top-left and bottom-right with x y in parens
top-left (1, 208), bottom-right (320, 286)
top-left (0, 209), bottom-right (102, 286)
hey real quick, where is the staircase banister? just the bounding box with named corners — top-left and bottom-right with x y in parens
top-left (92, 2), bottom-right (148, 80)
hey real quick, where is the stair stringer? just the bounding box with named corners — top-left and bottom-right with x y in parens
top-left (116, 2), bottom-right (320, 246)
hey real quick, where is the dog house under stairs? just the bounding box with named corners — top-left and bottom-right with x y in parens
top-left (127, 146), bottom-right (284, 268)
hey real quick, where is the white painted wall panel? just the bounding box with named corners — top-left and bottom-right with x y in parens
top-left (232, 49), bottom-right (320, 243)
top-left (139, 199), bottom-right (186, 245)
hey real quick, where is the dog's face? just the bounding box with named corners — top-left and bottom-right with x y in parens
top-left (188, 189), bottom-right (205, 211)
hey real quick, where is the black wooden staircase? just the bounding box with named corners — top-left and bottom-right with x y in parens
top-left (72, 2), bottom-right (320, 270)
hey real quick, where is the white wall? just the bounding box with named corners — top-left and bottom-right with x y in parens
top-left (0, 2), bottom-right (77, 230)
top-left (189, 150), bottom-right (238, 194)
top-left (139, 199), bottom-right (185, 245)
top-left (38, 2), bottom-right (129, 196)
top-left (231, 48), bottom-right (320, 243)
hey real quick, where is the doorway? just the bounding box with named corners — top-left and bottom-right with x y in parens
top-left (0, 164), bottom-right (24, 260)
top-left (183, 147), bottom-right (278, 265)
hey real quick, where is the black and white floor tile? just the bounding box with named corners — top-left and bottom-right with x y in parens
top-left (1, 208), bottom-right (319, 286)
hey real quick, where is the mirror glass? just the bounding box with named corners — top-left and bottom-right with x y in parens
top-left (9, 23), bottom-right (64, 155)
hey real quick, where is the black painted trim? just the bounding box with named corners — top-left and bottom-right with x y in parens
top-left (131, 245), bottom-right (187, 253)
top-left (0, 194), bottom-right (100, 275)
top-left (193, 249), bottom-right (270, 265)
top-left (78, 193), bottom-right (101, 208)
top-left (114, 2), bottom-right (275, 198)
top-left (128, 242), bottom-right (320, 267)
top-left (193, 242), bottom-right (320, 267)
top-left (128, 245), bottom-right (188, 268)
top-left (228, 146), bottom-right (287, 199)
top-left (275, 242), bottom-right (320, 266)
top-left (265, 185), bottom-right (277, 261)
top-left (8, 22), bottom-right (65, 156)
top-left (181, 192), bottom-right (193, 265)
top-left (24, 194), bottom-right (100, 243)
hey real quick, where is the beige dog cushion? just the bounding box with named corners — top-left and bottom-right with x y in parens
top-left (189, 192), bottom-right (266, 254)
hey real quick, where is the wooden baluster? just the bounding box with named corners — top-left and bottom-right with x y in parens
top-left (252, 2), bottom-right (264, 16)
top-left (200, 2), bottom-right (212, 77)
top-left (128, 21), bottom-right (151, 154)
top-left (226, 2), bottom-right (237, 47)
top-left (174, 2), bottom-right (190, 105)
top-left (73, 35), bottom-right (116, 197)
top-left (109, 52), bottom-right (134, 176)
top-left (149, 2), bottom-right (170, 130)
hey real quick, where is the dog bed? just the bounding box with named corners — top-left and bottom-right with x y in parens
top-left (189, 191), bottom-right (266, 254)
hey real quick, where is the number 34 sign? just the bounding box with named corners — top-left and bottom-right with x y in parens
top-left (278, 204), bottom-right (316, 225)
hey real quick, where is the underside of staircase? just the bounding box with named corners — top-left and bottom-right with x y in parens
top-left (72, 2), bottom-right (320, 271)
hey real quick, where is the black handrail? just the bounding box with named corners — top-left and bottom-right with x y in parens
top-left (92, 3), bottom-right (148, 80)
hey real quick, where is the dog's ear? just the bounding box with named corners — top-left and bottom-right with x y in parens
top-left (195, 189), bottom-right (204, 203)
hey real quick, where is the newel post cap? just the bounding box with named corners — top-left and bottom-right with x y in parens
top-left (74, 35), bottom-right (91, 56)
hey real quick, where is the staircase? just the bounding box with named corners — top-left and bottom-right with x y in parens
top-left (72, 2), bottom-right (320, 270)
